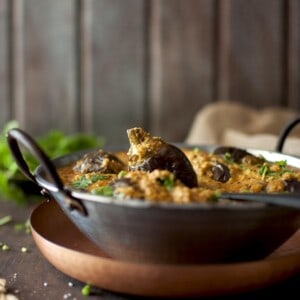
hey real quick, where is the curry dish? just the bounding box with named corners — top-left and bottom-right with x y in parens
top-left (58, 127), bottom-right (300, 204)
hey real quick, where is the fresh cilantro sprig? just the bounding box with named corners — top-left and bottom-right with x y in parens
top-left (71, 174), bottom-right (107, 189)
top-left (157, 174), bottom-right (175, 191)
top-left (0, 120), bottom-right (104, 204)
top-left (91, 186), bottom-right (114, 196)
top-left (0, 215), bottom-right (12, 226)
top-left (259, 164), bottom-right (270, 179)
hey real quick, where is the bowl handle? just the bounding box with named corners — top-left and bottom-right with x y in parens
top-left (6, 128), bottom-right (87, 216)
top-left (276, 116), bottom-right (300, 153)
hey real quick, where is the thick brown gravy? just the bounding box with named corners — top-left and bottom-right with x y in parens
top-left (57, 148), bottom-right (300, 204)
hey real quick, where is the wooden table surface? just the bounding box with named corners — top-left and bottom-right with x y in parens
top-left (2, 198), bottom-right (300, 300)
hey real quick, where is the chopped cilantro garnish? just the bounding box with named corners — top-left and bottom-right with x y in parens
top-left (0, 120), bottom-right (104, 205)
top-left (117, 170), bottom-right (127, 179)
top-left (81, 284), bottom-right (91, 296)
top-left (71, 174), bottom-right (107, 189)
top-left (24, 219), bottom-right (31, 234)
top-left (208, 192), bottom-right (221, 202)
top-left (2, 244), bottom-right (9, 251)
top-left (259, 164), bottom-right (269, 179)
top-left (14, 219), bottom-right (31, 234)
top-left (91, 185), bottom-right (113, 196)
top-left (0, 215), bottom-right (12, 226)
top-left (224, 152), bottom-right (234, 164)
top-left (276, 160), bottom-right (287, 167)
top-left (14, 223), bottom-right (24, 232)
top-left (282, 168), bottom-right (294, 174)
top-left (158, 175), bottom-right (175, 191)
top-left (274, 160), bottom-right (295, 174)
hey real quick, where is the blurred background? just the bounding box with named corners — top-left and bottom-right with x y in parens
top-left (0, 0), bottom-right (300, 145)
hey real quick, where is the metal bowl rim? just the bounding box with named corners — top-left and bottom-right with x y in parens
top-left (34, 144), bottom-right (300, 211)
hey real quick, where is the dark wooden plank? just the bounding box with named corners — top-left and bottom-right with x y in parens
top-left (11, 0), bottom-right (25, 126)
top-left (2, 199), bottom-right (300, 299)
top-left (13, 0), bottom-right (78, 136)
top-left (85, 0), bottom-right (146, 145)
top-left (149, 0), bottom-right (216, 142)
top-left (286, 0), bottom-right (300, 109)
top-left (217, 0), bottom-right (284, 107)
top-left (0, 0), bottom-right (10, 128)
top-left (0, 200), bottom-right (128, 300)
top-left (78, 0), bottom-right (93, 133)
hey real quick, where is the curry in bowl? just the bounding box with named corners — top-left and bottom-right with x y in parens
top-left (58, 127), bottom-right (300, 204)
top-left (7, 125), bottom-right (300, 264)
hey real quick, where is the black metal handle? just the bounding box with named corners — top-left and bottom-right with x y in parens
top-left (6, 128), bottom-right (87, 216)
top-left (276, 116), bottom-right (300, 153)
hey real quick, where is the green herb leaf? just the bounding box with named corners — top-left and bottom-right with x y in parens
top-left (158, 174), bottom-right (175, 191)
top-left (208, 192), bottom-right (221, 203)
top-left (0, 120), bottom-right (104, 204)
top-left (2, 244), bottom-right (9, 251)
top-left (91, 186), bottom-right (113, 196)
top-left (81, 284), bottom-right (91, 296)
top-left (117, 170), bottom-right (127, 179)
top-left (259, 164), bottom-right (269, 179)
top-left (223, 152), bottom-right (234, 164)
top-left (14, 219), bottom-right (31, 234)
top-left (0, 215), bottom-right (12, 226)
top-left (275, 160), bottom-right (287, 168)
top-left (282, 168), bottom-right (295, 174)
top-left (71, 174), bottom-right (107, 189)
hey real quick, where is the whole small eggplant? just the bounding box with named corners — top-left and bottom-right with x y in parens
top-left (212, 162), bottom-right (231, 183)
top-left (213, 146), bottom-right (263, 164)
top-left (284, 179), bottom-right (300, 193)
top-left (127, 127), bottom-right (198, 188)
top-left (73, 149), bottom-right (125, 174)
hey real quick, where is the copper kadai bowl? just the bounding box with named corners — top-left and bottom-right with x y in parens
top-left (6, 117), bottom-right (300, 265)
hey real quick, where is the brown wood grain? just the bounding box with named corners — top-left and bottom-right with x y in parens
top-left (149, 0), bottom-right (216, 142)
top-left (0, 0), bottom-right (299, 143)
top-left (0, 0), bottom-right (10, 128)
top-left (2, 198), bottom-right (300, 299)
top-left (85, 0), bottom-right (146, 145)
top-left (0, 200), bottom-right (123, 300)
top-left (217, 0), bottom-right (284, 107)
top-left (78, 0), bottom-right (93, 133)
top-left (286, 0), bottom-right (300, 110)
top-left (11, 0), bottom-right (25, 126)
top-left (16, 0), bottom-right (78, 136)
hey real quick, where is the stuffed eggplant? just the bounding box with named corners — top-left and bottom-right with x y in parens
top-left (55, 127), bottom-right (300, 204)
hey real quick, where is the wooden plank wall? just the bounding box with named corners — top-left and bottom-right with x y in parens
top-left (0, 0), bottom-right (10, 124)
top-left (0, 0), bottom-right (299, 144)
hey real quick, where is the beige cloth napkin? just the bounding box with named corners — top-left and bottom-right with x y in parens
top-left (186, 101), bottom-right (300, 155)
